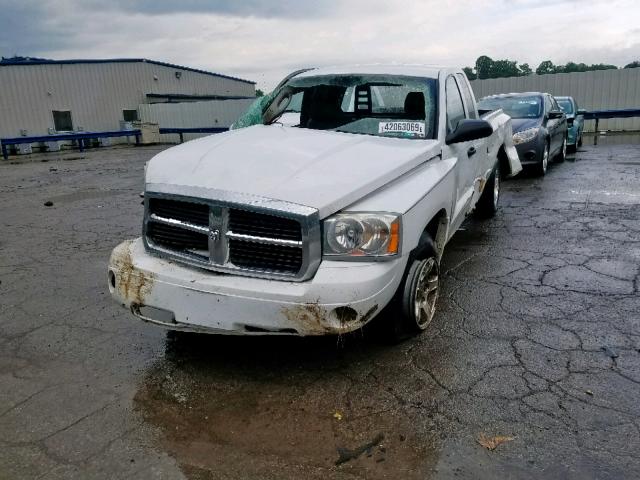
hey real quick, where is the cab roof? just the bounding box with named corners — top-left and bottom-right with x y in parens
top-left (483, 92), bottom-right (546, 98)
top-left (296, 64), bottom-right (457, 80)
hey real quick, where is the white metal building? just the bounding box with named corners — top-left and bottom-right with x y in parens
top-left (470, 68), bottom-right (640, 132)
top-left (0, 58), bottom-right (255, 140)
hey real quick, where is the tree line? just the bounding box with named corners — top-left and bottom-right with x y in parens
top-left (463, 56), bottom-right (640, 80)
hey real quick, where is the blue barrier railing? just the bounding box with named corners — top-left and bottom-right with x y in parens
top-left (1, 130), bottom-right (141, 160)
top-left (583, 108), bottom-right (640, 120)
top-left (581, 108), bottom-right (640, 144)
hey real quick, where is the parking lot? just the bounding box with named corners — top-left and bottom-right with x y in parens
top-left (1, 137), bottom-right (639, 479)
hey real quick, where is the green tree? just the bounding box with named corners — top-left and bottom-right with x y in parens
top-left (536, 60), bottom-right (556, 75)
top-left (489, 59), bottom-right (520, 78)
top-left (562, 62), bottom-right (583, 73)
top-left (255, 89), bottom-right (265, 97)
top-left (475, 55), bottom-right (494, 80)
top-left (624, 60), bottom-right (640, 69)
top-left (587, 63), bottom-right (617, 71)
top-left (518, 63), bottom-right (532, 76)
top-left (462, 66), bottom-right (475, 79)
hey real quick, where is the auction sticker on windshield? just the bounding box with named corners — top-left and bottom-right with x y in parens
top-left (378, 121), bottom-right (425, 137)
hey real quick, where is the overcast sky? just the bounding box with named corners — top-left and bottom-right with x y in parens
top-left (1, 0), bottom-right (639, 90)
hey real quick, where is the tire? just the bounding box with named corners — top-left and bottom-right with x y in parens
top-left (535, 141), bottom-right (549, 176)
top-left (382, 234), bottom-right (440, 341)
top-left (578, 134), bottom-right (583, 148)
top-left (556, 136), bottom-right (567, 162)
top-left (475, 163), bottom-right (500, 219)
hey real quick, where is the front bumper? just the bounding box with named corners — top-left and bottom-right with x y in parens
top-left (514, 135), bottom-right (544, 166)
top-left (108, 238), bottom-right (406, 335)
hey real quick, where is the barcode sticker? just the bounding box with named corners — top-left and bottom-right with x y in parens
top-left (378, 121), bottom-right (425, 137)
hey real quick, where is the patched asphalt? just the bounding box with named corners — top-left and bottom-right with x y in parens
top-left (1, 135), bottom-right (639, 479)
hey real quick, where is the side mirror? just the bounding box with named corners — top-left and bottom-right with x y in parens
top-left (445, 119), bottom-right (493, 145)
top-left (577, 109), bottom-right (587, 116)
top-left (549, 110), bottom-right (564, 119)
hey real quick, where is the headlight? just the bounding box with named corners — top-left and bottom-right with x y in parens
top-left (323, 213), bottom-right (401, 258)
top-left (512, 127), bottom-right (539, 145)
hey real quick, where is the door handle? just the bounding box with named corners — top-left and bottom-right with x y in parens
top-left (467, 146), bottom-right (476, 157)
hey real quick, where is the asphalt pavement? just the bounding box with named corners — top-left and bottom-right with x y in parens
top-left (1, 135), bottom-right (639, 479)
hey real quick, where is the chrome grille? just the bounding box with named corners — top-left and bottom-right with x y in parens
top-left (148, 198), bottom-right (209, 225)
top-left (143, 193), bottom-right (320, 281)
top-left (146, 222), bottom-right (208, 253)
top-left (228, 208), bottom-right (301, 241)
top-left (229, 239), bottom-right (303, 273)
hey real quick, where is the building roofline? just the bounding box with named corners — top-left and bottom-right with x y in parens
top-left (0, 57), bottom-right (256, 85)
top-left (146, 93), bottom-right (256, 101)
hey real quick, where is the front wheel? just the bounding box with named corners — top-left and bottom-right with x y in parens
top-left (535, 142), bottom-right (549, 176)
top-left (556, 136), bottom-right (567, 162)
top-left (401, 255), bottom-right (439, 333)
top-left (381, 235), bottom-right (439, 341)
top-left (475, 163), bottom-right (500, 218)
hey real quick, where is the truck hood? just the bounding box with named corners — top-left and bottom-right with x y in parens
top-left (146, 125), bottom-right (441, 218)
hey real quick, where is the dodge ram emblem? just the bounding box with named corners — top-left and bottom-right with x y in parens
top-left (209, 228), bottom-right (220, 242)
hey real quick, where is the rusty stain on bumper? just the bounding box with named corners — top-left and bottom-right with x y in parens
top-left (111, 239), bottom-right (155, 306)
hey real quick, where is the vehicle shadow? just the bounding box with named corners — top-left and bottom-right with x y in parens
top-left (131, 220), bottom-right (486, 479)
top-left (163, 324), bottom-right (388, 369)
top-left (134, 324), bottom-right (444, 479)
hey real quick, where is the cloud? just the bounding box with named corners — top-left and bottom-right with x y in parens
top-left (99, 0), bottom-right (338, 18)
top-left (0, 2), bottom-right (74, 55)
top-left (1, 0), bottom-right (639, 90)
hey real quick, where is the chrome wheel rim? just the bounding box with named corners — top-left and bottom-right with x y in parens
top-left (493, 168), bottom-right (500, 208)
top-left (414, 258), bottom-right (439, 329)
top-left (562, 138), bottom-right (567, 158)
top-left (542, 145), bottom-right (549, 172)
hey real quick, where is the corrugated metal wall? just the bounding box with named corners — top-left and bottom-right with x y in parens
top-left (0, 61), bottom-right (255, 139)
top-left (470, 68), bottom-right (640, 132)
top-left (138, 99), bottom-right (255, 142)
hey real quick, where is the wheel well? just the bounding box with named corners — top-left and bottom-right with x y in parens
top-left (423, 209), bottom-right (448, 259)
top-left (498, 145), bottom-right (509, 179)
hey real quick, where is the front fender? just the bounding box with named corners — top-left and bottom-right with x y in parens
top-left (344, 155), bottom-right (457, 255)
top-left (482, 110), bottom-right (522, 177)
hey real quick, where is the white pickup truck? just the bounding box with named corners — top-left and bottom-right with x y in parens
top-left (108, 65), bottom-right (521, 338)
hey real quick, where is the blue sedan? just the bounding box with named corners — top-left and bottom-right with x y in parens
top-left (555, 96), bottom-right (585, 152)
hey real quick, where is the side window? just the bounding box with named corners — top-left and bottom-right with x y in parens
top-left (123, 109), bottom-right (139, 122)
top-left (551, 97), bottom-right (560, 111)
top-left (288, 92), bottom-right (303, 112)
top-left (455, 74), bottom-right (477, 119)
top-left (52, 110), bottom-right (73, 132)
top-left (445, 76), bottom-right (465, 134)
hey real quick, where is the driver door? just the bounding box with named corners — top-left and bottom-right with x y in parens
top-left (443, 75), bottom-right (477, 232)
top-left (545, 94), bottom-right (560, 153)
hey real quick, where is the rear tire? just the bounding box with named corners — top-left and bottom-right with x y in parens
top-left (475, 163), bottom-right (500, 219)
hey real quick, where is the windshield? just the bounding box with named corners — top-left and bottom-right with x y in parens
top-left (478, 96), bottom-right (542, 119)
top-left (556, 99), bottom-right (574, 114)
top-left (264, 74), bottom-right (438, 140)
